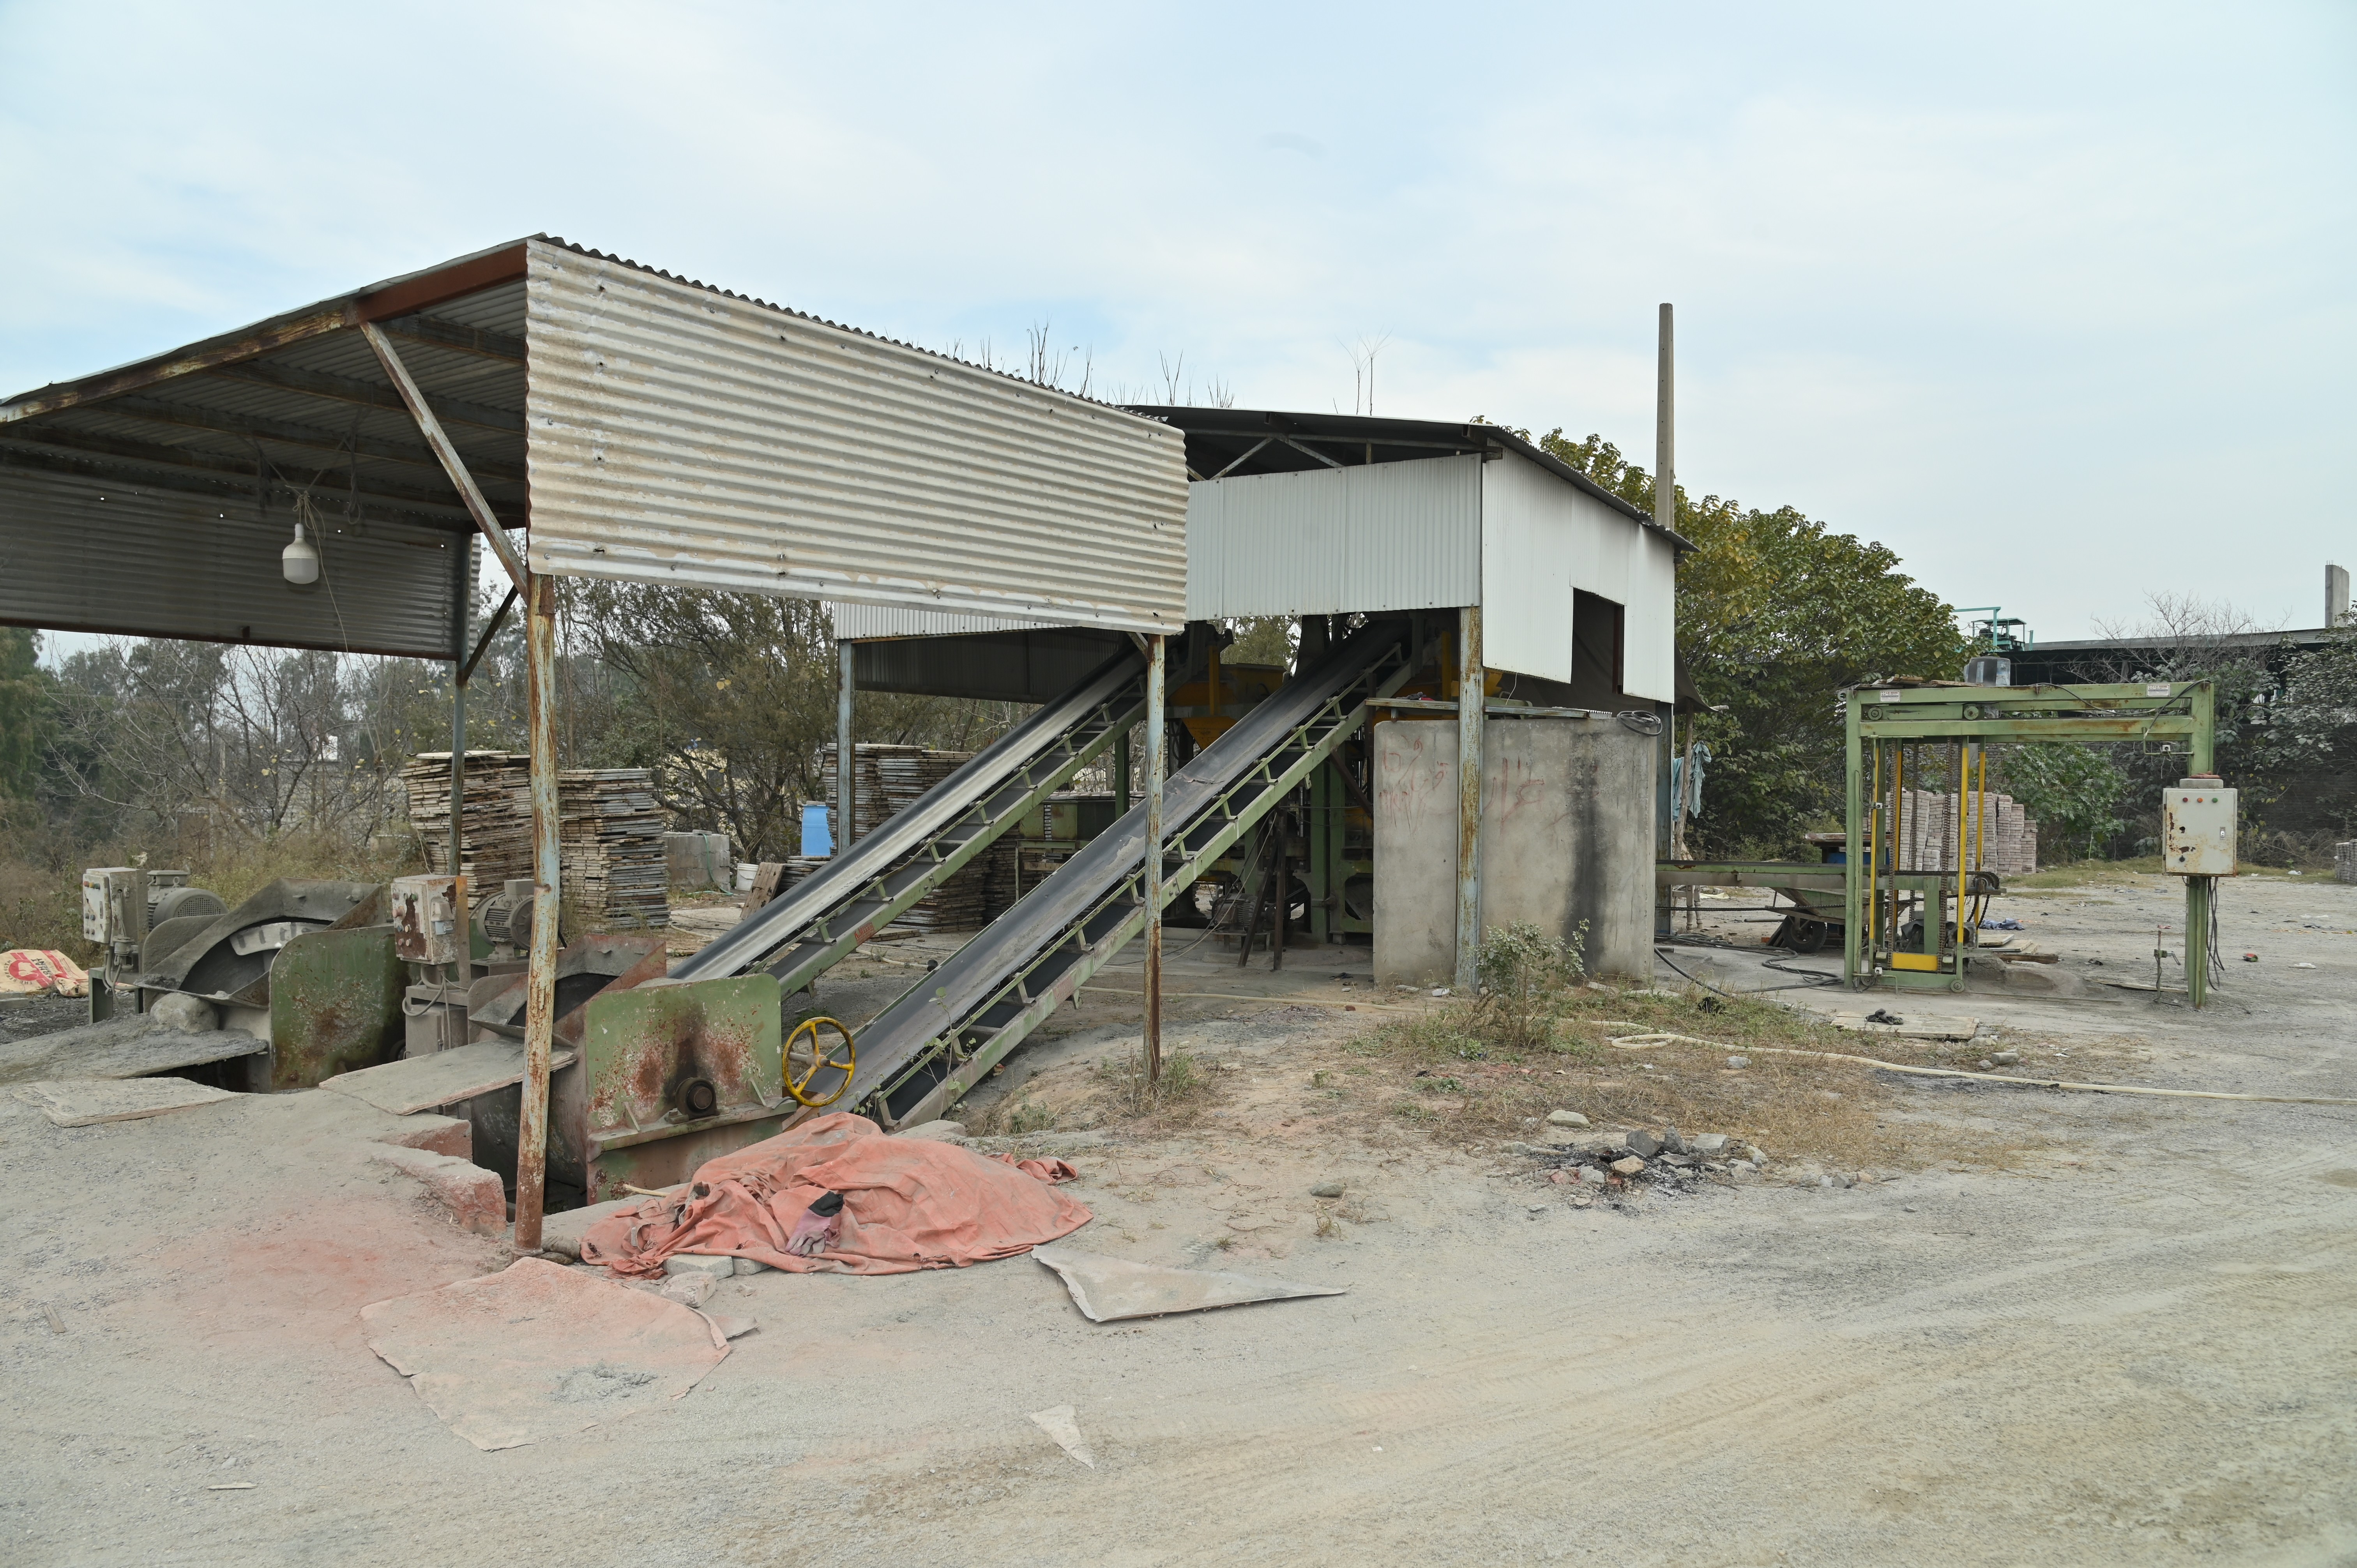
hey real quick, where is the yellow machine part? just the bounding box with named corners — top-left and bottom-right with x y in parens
top-left (1887, 952), bottom-right (1942, 973)
top-left (1174, 660), bottom-right (1288, 748)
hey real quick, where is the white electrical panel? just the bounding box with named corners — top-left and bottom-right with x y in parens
top-left (81, 867), bottom-right (143, 945)
top-left (2163, 781), bottom-right (2237, 876)
top-left (389, 875), bottom-right (464, 966)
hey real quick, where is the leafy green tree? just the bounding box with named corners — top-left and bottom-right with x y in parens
top-left (2001, 743), bottom-right (2126, 861)
top-left (572, 582), bottom-right (1014, 860)
top-left (1527, 430), bottom-right (1969, 856)
top-left (0, 628), bottom-right (52, 801)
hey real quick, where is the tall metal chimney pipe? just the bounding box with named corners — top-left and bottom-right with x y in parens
top-left (1656, 304), bottom-right (1675, 535)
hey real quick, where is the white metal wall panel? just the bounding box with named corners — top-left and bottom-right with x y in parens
top-left (523, 243), bottom-right (1188, 632)
top-left (1478, 454), bottom-right (1575, 682)
top-left (1185, 454), bottom-right (1480, 620)
top-left (1479, 451), bottom-right (1676, 699)
top-left (1624, 528), bottom-right (1678, 703)
top-left (827, 601), bottom-right (1060, 640)
top-left (0, 464), bottom-right (468, 659)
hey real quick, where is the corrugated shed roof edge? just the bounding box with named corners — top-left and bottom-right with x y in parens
top-left (1120, 406), bottom-right (1692, 551)
top-left (3, 235), bottom-right (1167, 429)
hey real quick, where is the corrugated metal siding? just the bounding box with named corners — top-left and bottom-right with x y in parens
top-left (0, 464), bottom-right (467, 659)
top-left (523, 242), bottom-right (1188, 633)
top-left (1186, 454), bottom-right (1481, 620)
top-left (1479, 450), bottom-right (1676, 697)
top-left (828, 601), bottom-right (1060, 640)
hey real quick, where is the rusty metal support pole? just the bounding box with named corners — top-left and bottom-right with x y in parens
top-left (1143, 634), bottom-right (1165, 1086)
top-left (449, 682), bottom-right (469, 987)
top-left (513, 572), bottom-right (560, 1252)
top-left (836, 640), bottom-right (856, 853)
top-left (448, 538), bottom-right (472, 990)
top-left (1454, 605), bottom-right (1484, 991)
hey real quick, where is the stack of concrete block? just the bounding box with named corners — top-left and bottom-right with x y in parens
top-left (2336, 841), bottom-right (2356, 885)
top-left (1889, 790), bottom-right (2038, 874)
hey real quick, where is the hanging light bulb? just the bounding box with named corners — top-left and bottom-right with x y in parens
top-left (283, 519), bottom-right (320, 584)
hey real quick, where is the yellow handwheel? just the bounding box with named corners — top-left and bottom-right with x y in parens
top-left (784, 1015), bottom-right (856, 1107)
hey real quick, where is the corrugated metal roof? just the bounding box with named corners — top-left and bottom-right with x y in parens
top-left (523, 242), bottom-right (1189, 634)
top-left (1124, 406), bottom-right (1693, 551)
top-left (1, 233), bottom-right (1193, 653)
top-left (0, 462), bottom-right (470, 659)
top-left (829, 602), bottom-right (1064, 639)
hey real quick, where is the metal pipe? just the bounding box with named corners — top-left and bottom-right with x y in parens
top-left (459, 584), bottom-right (518, 686)
top-left (449, 543), bottom-right (471, 989)
top-left (514, 572), bottom-right (560, 1252)
top-left (1454, 605), bottom-right (1484, 991)
top-left (449, 682), bottom-right (469, 987)
top-left (1655, 303), bottom-right (1675, 536)
top-left (1956, 745), bottom-right (1968, 962)
top-left (837, 640), bottom-right (857, 852)
top-left (1143, 635), bottom-right (1165, 1085)
top-left (1112, 721), bottom-right (1132, 813)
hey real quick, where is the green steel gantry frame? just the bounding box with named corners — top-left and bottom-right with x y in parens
top-left (1843, 679), bottom-right (2220, 1006)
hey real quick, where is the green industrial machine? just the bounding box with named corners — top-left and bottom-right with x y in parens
top-left (1842, 678), bottom-right (2221, 1005)
top-left (1661, 676), bottom-right (2227, 1007)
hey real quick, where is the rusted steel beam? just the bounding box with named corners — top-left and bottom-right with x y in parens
top-left (349, 242), bottom-right (528, 325)
top-left (0, 311), bottom-right (351, 424)
top-left (377, 316), bottom-right (527, 364)
top-left (836, 641), bottom-right (857, 851)
top-left (514, 572), bottom-right (560, 1252)
top-left (1144, 633), bottom-right (1165, 1085)
top-left (0, 442), bottom-right (492, 536)
top-left (361, 323), bottom-right (528, 591)
top-left (101, 394), bottom-right (527, 483)
top-left (1454, 606), bottom-right (1484, 991)
top-left (0, 242), bottom-right (526, 426)
top-left (214, 360), bottom-right (526, 435)
top-left (459, 585), bottom-right (519, 685)
top-left (0, 426), bottom-right (514, 522)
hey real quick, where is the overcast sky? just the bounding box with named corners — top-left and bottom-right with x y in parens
top-left (4, 2), bottom-right (2350, 649)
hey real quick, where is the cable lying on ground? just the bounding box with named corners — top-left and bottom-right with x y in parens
top-left (1604, 1032), bottom-right (2357, 1107)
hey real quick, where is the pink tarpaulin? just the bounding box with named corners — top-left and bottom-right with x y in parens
top-left (580, 1113), bottom-right (1091, 1277)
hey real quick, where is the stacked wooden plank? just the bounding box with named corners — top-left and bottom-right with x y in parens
top-left (401, 752), bottom-right (532, 897)
top-left (556, 770), bottom-right (671, 930)
top-left (819, 743), bottom-right (1007, 931)
top-left (403, 754), bottom-right (673, 929)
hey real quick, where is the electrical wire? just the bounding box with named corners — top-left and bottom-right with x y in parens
top-left (1652, 944), bottom-right (1837, 997)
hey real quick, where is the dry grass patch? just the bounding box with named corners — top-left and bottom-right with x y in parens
top-left (957, 1045), bottom-right (1232, 1138)
top-left (1324, 982), bottom-right (2034, 1172)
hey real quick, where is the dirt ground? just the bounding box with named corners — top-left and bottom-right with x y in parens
top-left (4, 870), bottom-right (2354, 1566)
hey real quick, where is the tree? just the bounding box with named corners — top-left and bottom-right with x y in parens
top-left (0, 628), bottom-right (52, 801)
top-left (1526, 429), bottom-right (1969, 856)
top-left (2002, 743), bottom-right (2126, 861)
top-left (571, 582), bottom-right (1016, 860)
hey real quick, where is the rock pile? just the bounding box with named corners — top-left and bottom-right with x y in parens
top-left (1503, 1121), bottom-right (1772, 1195)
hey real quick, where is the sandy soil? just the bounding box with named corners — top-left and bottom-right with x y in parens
top-left (4, 872), bottom-right (2353, 1566)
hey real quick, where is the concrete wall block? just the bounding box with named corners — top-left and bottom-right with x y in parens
top-left (368, 1144), bottom-right (506, 1236)
top-left (1374, 717), bottom-right (1657, 987)
top-left (370, 1114), bottom-right (473, 1162)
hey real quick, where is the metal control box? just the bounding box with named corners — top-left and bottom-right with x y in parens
top-left (389, 875), bottom-right (464, 965)
top-left (80, 867), bottom-right (147, 948)
top-left (2163, 781), bottom-right (2237, 876)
